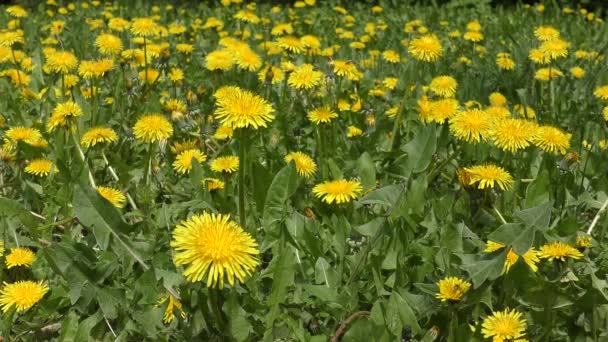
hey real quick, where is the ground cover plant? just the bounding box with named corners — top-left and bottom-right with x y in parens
top-left (0, 0), bottom-right (608, 340)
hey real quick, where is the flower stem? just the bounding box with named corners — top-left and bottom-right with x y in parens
top-left (143, 142), bottom-right (154, 186)
top-left (238, 129), bottom-right (247, 229)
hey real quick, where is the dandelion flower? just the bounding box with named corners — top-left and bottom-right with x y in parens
top-left (313, 179), bottom-right (363, 204)
top-left (308, 107), bottom-right (338, 124)
top-left (288, 64), bottom-right (323, 89)
top-left (490, 118), bottom-right (536, 152)
top-left (429, 76), bottom-right (457, 98)
top-left (528, 48), bottom-right (550, 64)
top-left (78, 59), bottom-right (114, 79)
top-left (534, 68), bottom-right (563, 81)
top-left (435, 277), bottom-right (471, 302)
top-left (465, 164), bottom-right (513, 190)
top-left (210, 156), bottom-right (239, 173)
top-left (202, 178), bottom-right (225, 191)
top-left (0, 30), bottom-right (24, 47)
top-left (5, 247), bottom-right (35, 269)
top-left (482, 308), bottom-right (527, 342)
top-left (173, 149), bottom-right (207, 174)
top-left (532, 125), bottom-right (570, 154)
top-left (538, 241), bottom-right (583, 261)
top-left (576, 235), bottom-right (592, 248)
top-left (504, 248), bottom-right (540, 273)
top-left (158, 294), bottom-right (186, 324)
top-left (24, 159), bottom-right (53, 177)
top-left (133, 114), bottom-right (173, 143)
top-left (138, 68), bottom-right (160, 84)
top-left (96, 186), bottom-right (126, 208)
top-left (534, 26), bottom-right (560, 41)
top-left (171, 212), bottom-right (259, 288)
top-left (95, 34), bottom-right (123, 55)
top-left (47, 100), bottom-right (83, 131)
top-left (347, 126), bottom-right (363, 137)
top-left (45, 50), bottom-right (78, 74)
top-left (213, 87), bottom-right (275, 129)
top-left (81, 127), bottom-right (118, 148)
top-left (0, 281), bottom-right (49, 313)
top-left (284, 152), bottom-right (317, 178)
top-left (569, 67), bottom-right (585, 79)
top-left (594, 85), bottom-right (608, 101)
top-left (333, 60), bottom-right (362, 81)
top-left (408, 34), bottom-right (443, 62)
top-left (130, 18), bottom-right (158, 37)
top-left (382, 50), bottom-right (401, 63)
top-left (205, 49), bottom-right (234, 71)
top-left (540, 39), bottom-right (569, 60)
top-left (5, 126), bottom-right (43, 145)
top-left (449, 109), bottom-right (491, 143)
top-left (277, 36), bottom-right (305, 54)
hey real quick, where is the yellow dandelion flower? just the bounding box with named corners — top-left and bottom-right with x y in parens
top-left (482, 309), bottom-right (527, 342)
top-left (532, 125), bottom-right (571, 154)
top-left (382, 50), bottom-right (401, 63)
top-left (171, 212), bottom-right (259, 288)
top-left (284, 152), bottom-right (317, 178)
top-left (205, 49), bottom-right (234, 71)
top-left (484, 240), bottom-right (506, 253)
top-left (45, 50), bottom-right (78, 74)
top-left (288, 64), bottom-right (323, 89)
top-left (594, 85), bottom-right (608, 101)
top-left (429, 75), bottom-right (457, 98)
top-left (576, 235), bottom-right (592, 248)
top-left (312, 179), bottom-right (363, 204)
top-left (213, 86), bottom-right (274, 129)
top-left (173, 149), bottom-right (207, 174)
top-left (449, 109), bottom-right (491, 143)
top-left (435, 277), bottom-right (471, 302)
top-left (5, 247), bottom-right (36, 269)
top-left (308, 106), bottom-right (338, 124)
top-left (202, 178), bottom-right (225, 191)
top-left (95, 33), bottom-right (123, 55)
top-left (534, 25), bottom-right (560, 41)
top-left (0, 30), bottom-right (24, 47)
top-left (158, 294), bottom-right (186, 324)
top-left (528, 48), bottom-right (550, 64)
top-left (81, 127), bottom-right (118, 148)
top-left (538, 241), bottom-right (583, 261)
top-left (6, 5), bottom-right (28, 18)
top-left (133, 114), bottom-right (173, 143)
top-left (540, 39), bottom-right (569, 60)
top-left (534, 68), bottom-right (563, 81)
top-left (5, 126), bottom-right (43, 146)
top-left (210, 156), bottom-right (239, 174)
top-left (408, 34), bottom-right (443, 62)
top-left (570, 66), bottom-right (585, 79)
top-left (96, 186), bottom-right (126, 208)
top-left (347, 126), bottom-right (363, 137)
top-left (24, 158), bottom-right (53, 177)
top-left (333, 60), bottom-right (362, 81)
top-left (78, 59), bottom-right (114, 79)
top-left (258, 65), bottom-right (284, 85)
top-left (514, 105), bottom-right (536, 119)
top-left (277, 36), bottom-right (305, 54)
top-left (463, 31), bottom-right (484, 42)
top-left (130, 18), bottom-right (157, 37)
top-left (0, 281), bottom-right (49, 313)
top-left (168, 68), bottom-right (184, 82)
top-left (213, 125), bottom-right (234, 140)
top-left (490, 118), bottom-right (536, 153)
top-left (233, 47), bottom-right (262, 71)
top-left (429, 98), bottom-right (460, 123)
top-left (504, 248), bottom-right (540, 273)
top-left (465, 164), bottom-right (513, 190)
top-left (47, 100), bottom-right (83, 131)
top-left (496, 55), bottom-right (516, 70)
top-left (138, 68), bottom-right (160, 84)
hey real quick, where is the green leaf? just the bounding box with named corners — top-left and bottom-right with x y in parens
top-left (514, 201), bottom-right (552, 232)
top-left (262, 164), bottom-right (298, 231)
top-left (356, 184), bottom-right (404, 209)
top-left (225, 294), bottom-right (252, 342)
top-left (73, 184), bottom-right (148, 269)
top-left (524, 170), bottom-right (550, 208)
top-left (460, 250), bottom-right (507, 288)
top-left (357, 152), bottom-right (376, 192)
top-left (0, 197), bottom-right (38, 230)
top-left (265, 245), bottom-right (296, 332)
top-left (354, 217), bottom-right (385, 237)
top-left (390, 292), bottom-right (421, 334)
top-left (488, 223), bottom-right (535, 255)
top-left (57, 312), bottom-right (79, 342)
top-left (400, 124), bottom-right (437, 173)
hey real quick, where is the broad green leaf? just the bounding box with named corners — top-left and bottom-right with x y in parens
top-left (0, 197), bottom-right (38, 230)
top-left (73, 184), bottom-right (148, 269)
top-left (514, 201), bottom-right (552, 232)
top-left (356, 184), bottom-right (404, 209)
top-left (524, 170), bottom-right (550, 207)
top-left (58, 312), bottom-right (79, 342)
top-left (265, 246), bottom-right (296, 332)
top-left (400, 124), bottom-right (437, 173)
top-left (460, 250), bottom-right (507, 288)
top-left (357, 152), bottom-right (376, 192)
top-left (225, 294), bottom-right (252, 342)
top-left (391, 292), bottom-right (421, 334)
top-left (262, 163), bottom-right (298, 231)
top-left (353, 217), bottom-right (385, 237)
top-left (488, 223), bottom-right (535, 255)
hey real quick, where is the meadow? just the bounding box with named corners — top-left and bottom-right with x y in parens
top-left (0, 0), bottom-right (607, 341)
